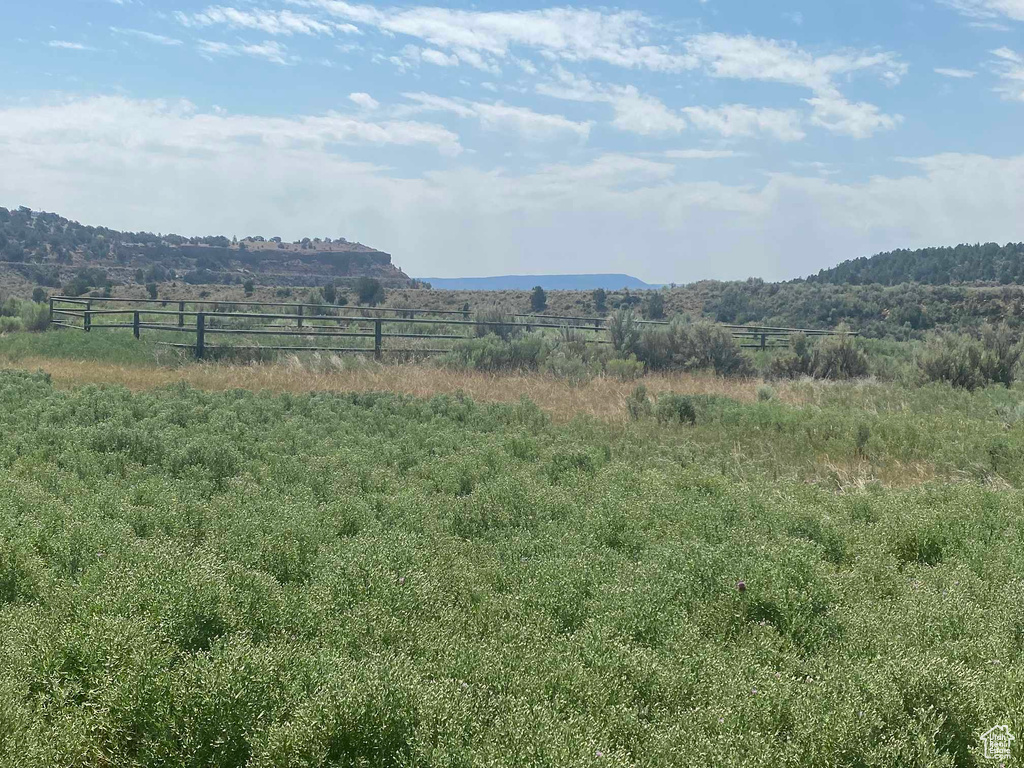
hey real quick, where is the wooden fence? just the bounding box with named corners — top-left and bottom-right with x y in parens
top-left (48, 295), bottom-right (854, 360)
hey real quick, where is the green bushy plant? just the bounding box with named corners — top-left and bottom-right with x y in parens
top-left (917, 325), bottom-right (1023, 390)
top-left (979, 323), bottom-right (1023, 387)
top-left (809, 329), bottom-right (870, 380)
top-left (768, 332), bottom-right (813, 379)
top-left (769, 330), bottom-right (869, 380)
top-left (919, 333), bottom-right (985, 391)
top-left (20, 301), bottom-right (50, 332)
top-left (543, 349), bottom-right (593, 385)
top-left (655, 392), bottom-right (697, 424)
top-left (685, 322), bottom-right (752, 376)
top-left (634, 320), bottom-right (751, 376)
top-left (606, 355), bottom-right (645, 381)
top-left (0, 316), bottom-right (23, 333)
top-left (474, 306), bottom-right (522, 341)
top-left (445, 333), bottom-right (549, 372)
top-left (625, 384), bottom-right (653, 420)
top-left (607, 309), bottom-right (641, 356)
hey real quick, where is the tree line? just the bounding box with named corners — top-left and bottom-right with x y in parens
top-left (808, 242), bottom-right (1024, 286)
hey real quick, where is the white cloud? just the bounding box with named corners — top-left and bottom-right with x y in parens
top-left (805, 94), bottom-right (902, 139)
top-left (197, 39), bottom-right (295, 65)
top-left (389, 44), bottom-right (490, 72)
top-left (175, 5), bottom-right (901, 138)
top-left (665, 149), bottom-right (748, 159)
top-left (684, 33), bottom-right (906, 93)
top-left (934, 67), bottom-right (977, 77)
top-left (349, 92), bottom-right (379, 110)
top-left (538, 69), bottom-right (804, 141)
top-left (608, 87), bottom-right (688, 135)
top-left (421, 48), bottom-right (460, 67)
top-left (3, 95), bottom-right (1023, 282)
top-left (292, 1), bottom-right (699, 72)
top-left (680, 33), bottom-right (904, 137)
top-left (683, 104), bottom-right (805, 141)
top-left (938, 0), bottom-right (1024, 21)
top-left (990, 46), bottom-right (1024, 99)
top-left (48, 41), bottom-right (93, 50)
top-left (111, 27), bottom-right (184, 46)
top-left (992, 46), bottom-right (1024, 61)
top-left (400, 92), bottom-right (592, 141)
top-left (535, 72), bottom-right (680, 135)
top-left (176, 6), bottom-right (336, 36)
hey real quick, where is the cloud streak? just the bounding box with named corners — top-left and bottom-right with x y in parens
top-left (990, 46), bottom-right (1024, 99)
top-left (400, 92), bottom-right (592, 141)
top-left (938, 0), bottom-right (1024, 22)
top-left (197, 39), bottom-right (296, 65)
top-left (111, 27), bottom-right (184, 46)
top-left (0, 96), bottom-right (462, 157)
top-left (48, 40), bottom-right (94, 50)
top-left (177, 6), bottom-right (340, 36)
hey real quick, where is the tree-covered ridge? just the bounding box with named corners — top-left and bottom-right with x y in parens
top-left (0, 206), bottom-right (235, 263)
top-left (0, 206), bottom-right (410, 294)
top-left (0, 206), bottom-right (378, 264)
top-left (809, 242), bottom-right (1024, 286)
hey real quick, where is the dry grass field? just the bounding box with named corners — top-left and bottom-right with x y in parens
top-left (0, 355), bottom-right (762, 421)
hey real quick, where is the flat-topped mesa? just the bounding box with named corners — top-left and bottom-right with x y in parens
top-left (174, 243), bottom-right (410, 286)
top-left (0, 207), bottom-right (414, 289)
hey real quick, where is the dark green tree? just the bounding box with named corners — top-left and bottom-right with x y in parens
top-left (355, 277), bottom-right (385, 306)
top-left (531, 286), bottom-right (547, 313)
top-left (592, 288), bottom-right (607, 314)
top-left (644, 291), bottom-right (665, 320)
top-left (146, 283), bottom-right (158, 300)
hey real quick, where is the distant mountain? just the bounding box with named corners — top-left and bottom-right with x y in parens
top-left (808, 242), bottom-right (1024, 286)
top-left (420, 274), bottom-right (659, 291)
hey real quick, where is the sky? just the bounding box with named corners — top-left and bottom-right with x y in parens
top-left (1, 0), bottom-right (1022, 282)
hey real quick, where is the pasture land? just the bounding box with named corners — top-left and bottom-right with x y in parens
top-left (0, 359), bottom-right (1023, 766)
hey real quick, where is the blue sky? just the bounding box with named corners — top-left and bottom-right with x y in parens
top-left (1, 0), bottom-right (1022, 282)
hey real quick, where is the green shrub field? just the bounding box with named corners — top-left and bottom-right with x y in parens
top-left (0, 369), bottom-right (1022, 766)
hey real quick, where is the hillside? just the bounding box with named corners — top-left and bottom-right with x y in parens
top-left (420, 274), bottom-right (658, 291)
top-left (808, 242), bottom-right (1024, 286)
top-left (0, 206), bottom-right (412, 294)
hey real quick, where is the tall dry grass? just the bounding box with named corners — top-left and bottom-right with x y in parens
top-left (0, 356), bottom-right (763, 421)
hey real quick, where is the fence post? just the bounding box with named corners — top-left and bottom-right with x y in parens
top-left (178, 301), bottom-right (185, 327)
top-left (133, 311), bottom-right (140, 339)
top-left (196, 313), bottom-right (206, 360)
top-left (374, 318), bottom-right (382, 360)
top-left (84, 302), bottom-right (91, 333)
top-left (48, 297), bottom-right (54, 326)
top-left (297, 305), bottom-right (303, 329)
top-left (760, 333), bottom-right (766, 351)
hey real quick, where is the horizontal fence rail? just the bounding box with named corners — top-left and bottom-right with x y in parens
top-left (48, 295), bottom-right (854, 360)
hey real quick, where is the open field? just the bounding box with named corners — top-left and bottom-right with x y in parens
top-left (2, 326), bottom-right (1024, 766)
